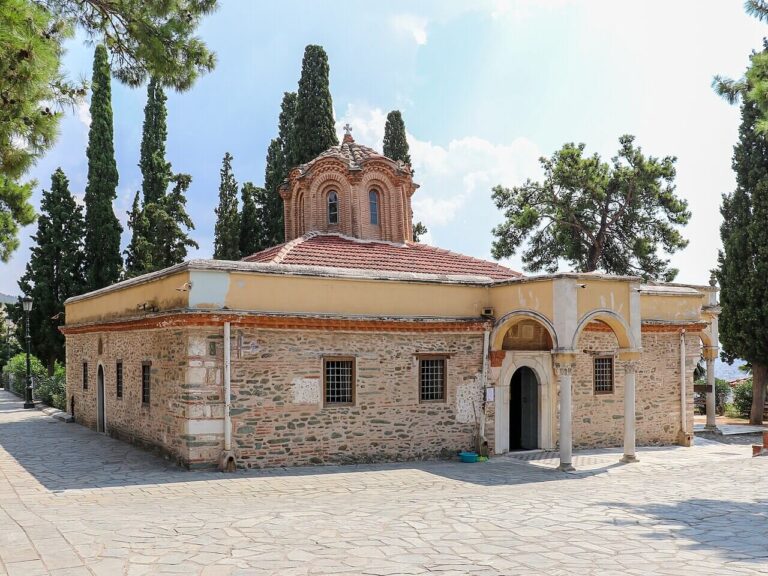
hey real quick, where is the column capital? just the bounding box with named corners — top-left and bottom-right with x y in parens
top-left (553, 359), bottom-right (575, 377)
top-left (703, 346), bottom-right (719, 362)
top-left (623, 360), bottom-right (640, 375)
top-left (618, 349), bottom-right (642, 362)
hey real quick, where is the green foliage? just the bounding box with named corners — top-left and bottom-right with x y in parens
top-left (0, 306), bottom-right (21, 373)
top-left (213, 152), bottom-right (240, 260)
top-left (292, 45), bottom-right (338, 166)
top-left (18, 168), bottom-right (84, 373)
top-left (34, 363), bottom-right (66, 410)
top-left (239, 182), bottom-right (261, 257)
top-left (491, 135), bottom-right (690, 280)
top-left (717, 97), bottom-right (768, 423)
top-left (5, 351), bottom-right (46, 396)
top-left (733, 379), bottom-right (754, 418)
top-left (279, 91), bottom-right (298, 171)
top-left (84, 45), bottom-right (122, 290)
top-left (412, 221), bottom-right (428, 243)
top-left (125, 79), bottom-right (197, 277)
top-left (0, 0), bottom-right (216, 262)
top-left (383, 110), bottom-right (412, 166)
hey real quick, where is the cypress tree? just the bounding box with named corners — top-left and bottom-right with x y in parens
top-left (718, 97), bottom-right (768, 424)
top-left (140, 77), bottom-right (170, 206)
top-left (292, 45), bottom-right (338, 166)
top-left (239, 182), bottom-right (261, 256)
top-left (151, 173), bottom-right (198, 267)
top-left (18, 168), bottom-right (84, 374)
top-left (383, 110), bottom-right (412, 166)
top-left (280, 92), bottom-right (298, 169)
top-left (83, 45), bottom-right (122, 289)
top-left (124, 192), bottom-right (153, 276)
top-left (213, 152), bottom-right (241, 260)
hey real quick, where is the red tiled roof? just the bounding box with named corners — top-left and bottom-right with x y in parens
top-left (296, 138), bottom-right (404, 175)
top-left (242, 233), bottom-right (521, 281)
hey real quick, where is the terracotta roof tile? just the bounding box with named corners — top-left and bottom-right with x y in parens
top-left (243, 233), bottom-right (520, 281)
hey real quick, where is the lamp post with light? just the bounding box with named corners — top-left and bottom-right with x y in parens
top-left (22, 296), bottom-right (34, 409)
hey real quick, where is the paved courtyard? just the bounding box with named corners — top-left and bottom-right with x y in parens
top-left (0, 390), bottom-right (766, 576)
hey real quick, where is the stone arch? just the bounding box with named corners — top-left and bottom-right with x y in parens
top-left (491, 310), bottom-right (559, 352)
top-left (572, 309), bottom-right (636, 350)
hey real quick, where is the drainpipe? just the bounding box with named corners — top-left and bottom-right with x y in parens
top-left (218, 321), bottom-right (236, 471)
top-left (679, 329), bottom-right (689, 445)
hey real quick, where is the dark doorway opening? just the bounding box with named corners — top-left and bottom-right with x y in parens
top-left (510, 366), bottom-right (538, 450)
top-left (97, 365), bottom-right (105, 434)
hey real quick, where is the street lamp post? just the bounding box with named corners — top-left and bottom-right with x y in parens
top-left (22, 296), bottom-right (34, 409)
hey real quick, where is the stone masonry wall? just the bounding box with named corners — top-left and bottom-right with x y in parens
top-left (225, 328), bottom-right (486, 468)
top-left (572, 330), bottom-right (698, 449)
top-left (64, 329), bottom-right (189, 463)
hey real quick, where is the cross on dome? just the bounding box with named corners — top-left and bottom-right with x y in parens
top-left (342, 123), bottom-right (354, 143)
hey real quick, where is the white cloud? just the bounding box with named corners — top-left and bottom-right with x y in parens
top-left (391, 14), bottom-right (429, 45)
top-left (76, 99), bottom-right (91, 128)
top-left (336, 103), bottom-right (542, 258)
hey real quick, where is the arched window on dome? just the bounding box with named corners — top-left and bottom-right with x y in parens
top-left (327, 191), bottom-right (339, 224)
top-left (369, 189), bottom-right (380, 225)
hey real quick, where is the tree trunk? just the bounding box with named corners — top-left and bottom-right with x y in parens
top-left (47, 357), bottom-right (55, 377)
top-left (750, 362), bottom-right (767, 425)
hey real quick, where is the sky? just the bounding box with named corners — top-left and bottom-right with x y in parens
top-left (2, 0), bottom-right (765, 295)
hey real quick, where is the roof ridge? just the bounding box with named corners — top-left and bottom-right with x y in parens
top-left (272, 233), bottom-right (315, 264)
top-left (313, 232), bottom-right (409, 249)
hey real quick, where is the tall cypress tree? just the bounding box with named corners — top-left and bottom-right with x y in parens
top-left (18, 168), bottom-right (84, 373)
top-left (84, 45), bottom-right (122, 289)
top-left (280, 91), bottom-right (298, 169)
top-left (718, 97), bottom-right (768, 424)
top-left (383, 110), bottom-right (412, 166)
top-left (124, 192), bottom-right (153, 275)
top-left (151, 173), bottom-right (198, 267)
top-left (213, 152), bottom-right (240, 260)
top-left (239, 182), bottom-right (261, 256)
top-left (292, 45), bottom-right (338, 166)
top-left (140, 77), bottom-right (170, 206)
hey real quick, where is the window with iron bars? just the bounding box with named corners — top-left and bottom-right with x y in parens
top-left (141, 362), bottom-right (151, 405)
top-left (323, 358), bottom-right (355, 405)
top-left (593, 356), bottom-right (614, 394)
top-left (419, 357), bottom-right (446, 402)
top-left (116, 361), bottom-right (123, 398)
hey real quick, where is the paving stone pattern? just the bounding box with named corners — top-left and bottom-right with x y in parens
top-left (0, 391), bottom-right (766, 575)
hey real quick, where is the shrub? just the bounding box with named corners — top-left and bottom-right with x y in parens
top-left (732, 379), bottom-right (754, 418)
top-left (1, 354), bottom-right (65, 410)
top-left (35, 366), bottom-right (66, 410)
top-left (3, 352), bottom-right (46, 397)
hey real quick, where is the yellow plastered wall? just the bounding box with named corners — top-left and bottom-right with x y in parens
top-left (640, 294), bottom-right (703, 323)
top-left (65, 271), bottom-right (191, 324)
top-left (488, 281), bottom-right (554, 321)
top-left (576, 280), bottom-right (632, 320)
top-left (225, 272), bottom-right (488, 317)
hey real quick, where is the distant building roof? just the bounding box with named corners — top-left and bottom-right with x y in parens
top-left (243, 233), bottom-right (521, 281)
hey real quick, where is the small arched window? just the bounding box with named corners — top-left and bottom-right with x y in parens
top-left (327, 191), bottom-right (339, 224)
top-left (369, 189), bottom-right (379, 225)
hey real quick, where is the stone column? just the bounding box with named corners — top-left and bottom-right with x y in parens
top-left (554, 357), bottom-right (576, 472)
top-left (621, 361), bottom-right (639, 463)
top-left (704, 347), bottom-right (718, 431)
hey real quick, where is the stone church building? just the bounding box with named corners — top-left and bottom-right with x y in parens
top-left (63, 130), bottom-right (720, 471)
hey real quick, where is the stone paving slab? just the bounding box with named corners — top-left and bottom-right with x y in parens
top-left (0, 390), bottom-right (767, 575)
top-left (693, 423), bottom-right (768, 435)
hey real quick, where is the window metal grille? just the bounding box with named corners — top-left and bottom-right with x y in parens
top-left (420, 358), bottom-right (446, 402)
top-left (327, 191), bottom-right (339, 224)
top-left (369, 190), bottom-right (379, 225)
top-left (82, 362), bottom-right (88, 389)
top-left (324, 359), bottom-right (354, 404)
top-left (116, 362), bottom-right (123, 398)
top-left (594, 356), bottom-right (614, 393)
top-left (141, 362), bottom-right (151, 405)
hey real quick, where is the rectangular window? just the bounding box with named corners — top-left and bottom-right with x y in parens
top-left (141, 362), bottom-right (151, 405)
top-left (420, 357), bottom-right (446, 402)
top-left (116, 361), bottom-right (123, 399)
top-left (594, 356), bottom-right (614, 394)
top-left (82, 362), bottom-right (88, 389)
top-left (324, 358), bottom-right (355, 405)
top-left (369, 190), bottom-right (379, 225)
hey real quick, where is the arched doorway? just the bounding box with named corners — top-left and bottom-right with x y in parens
top-left (509, 366), bottom-right (539, 450)
top-left (97, 365), bottom-right (105, 433)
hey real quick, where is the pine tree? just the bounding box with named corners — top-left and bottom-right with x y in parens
top-left (213, 152), bottom-right (240, 260)
top-left (124, 192), bottom-right (153, 276)
top-left (717, 97), bottom-right (768, 424)
top-left (83, 44), bottom-right (122, 290)
top-left (383, 110), bottom-right (412, 166)
top-left (18, 168), bottom-right (84, 373)
top-left (140, 77), bottom-right (170, 206)
top-left (292, 45), bottom-right (338, 166)
top-left (239, 182), bottom-right (261, 256)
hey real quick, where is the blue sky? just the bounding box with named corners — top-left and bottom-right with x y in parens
top-left (2, 0), bottom-right (765, 294)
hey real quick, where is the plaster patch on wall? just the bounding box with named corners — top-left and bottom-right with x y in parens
top-left (188, 336), bottom-right (207, 357)
top-left (291, 378), bottom-right (321, 405)
top-left (455, 373), bottom-right (483, 424)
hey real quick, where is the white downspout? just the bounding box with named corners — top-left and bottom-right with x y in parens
top-left (680, 329), bottom-right (687, 442)
top-left (219, 321), bottom-right (235, 471)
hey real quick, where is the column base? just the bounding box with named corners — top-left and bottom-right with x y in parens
top-left (703, 425), bottom-right (721, 434)
top-left (557, 462), bottom-right (575, 472)
top-left (620, 454), bottom-right (638, 463)
top-left (23, 401), bottom-right (35, 409)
